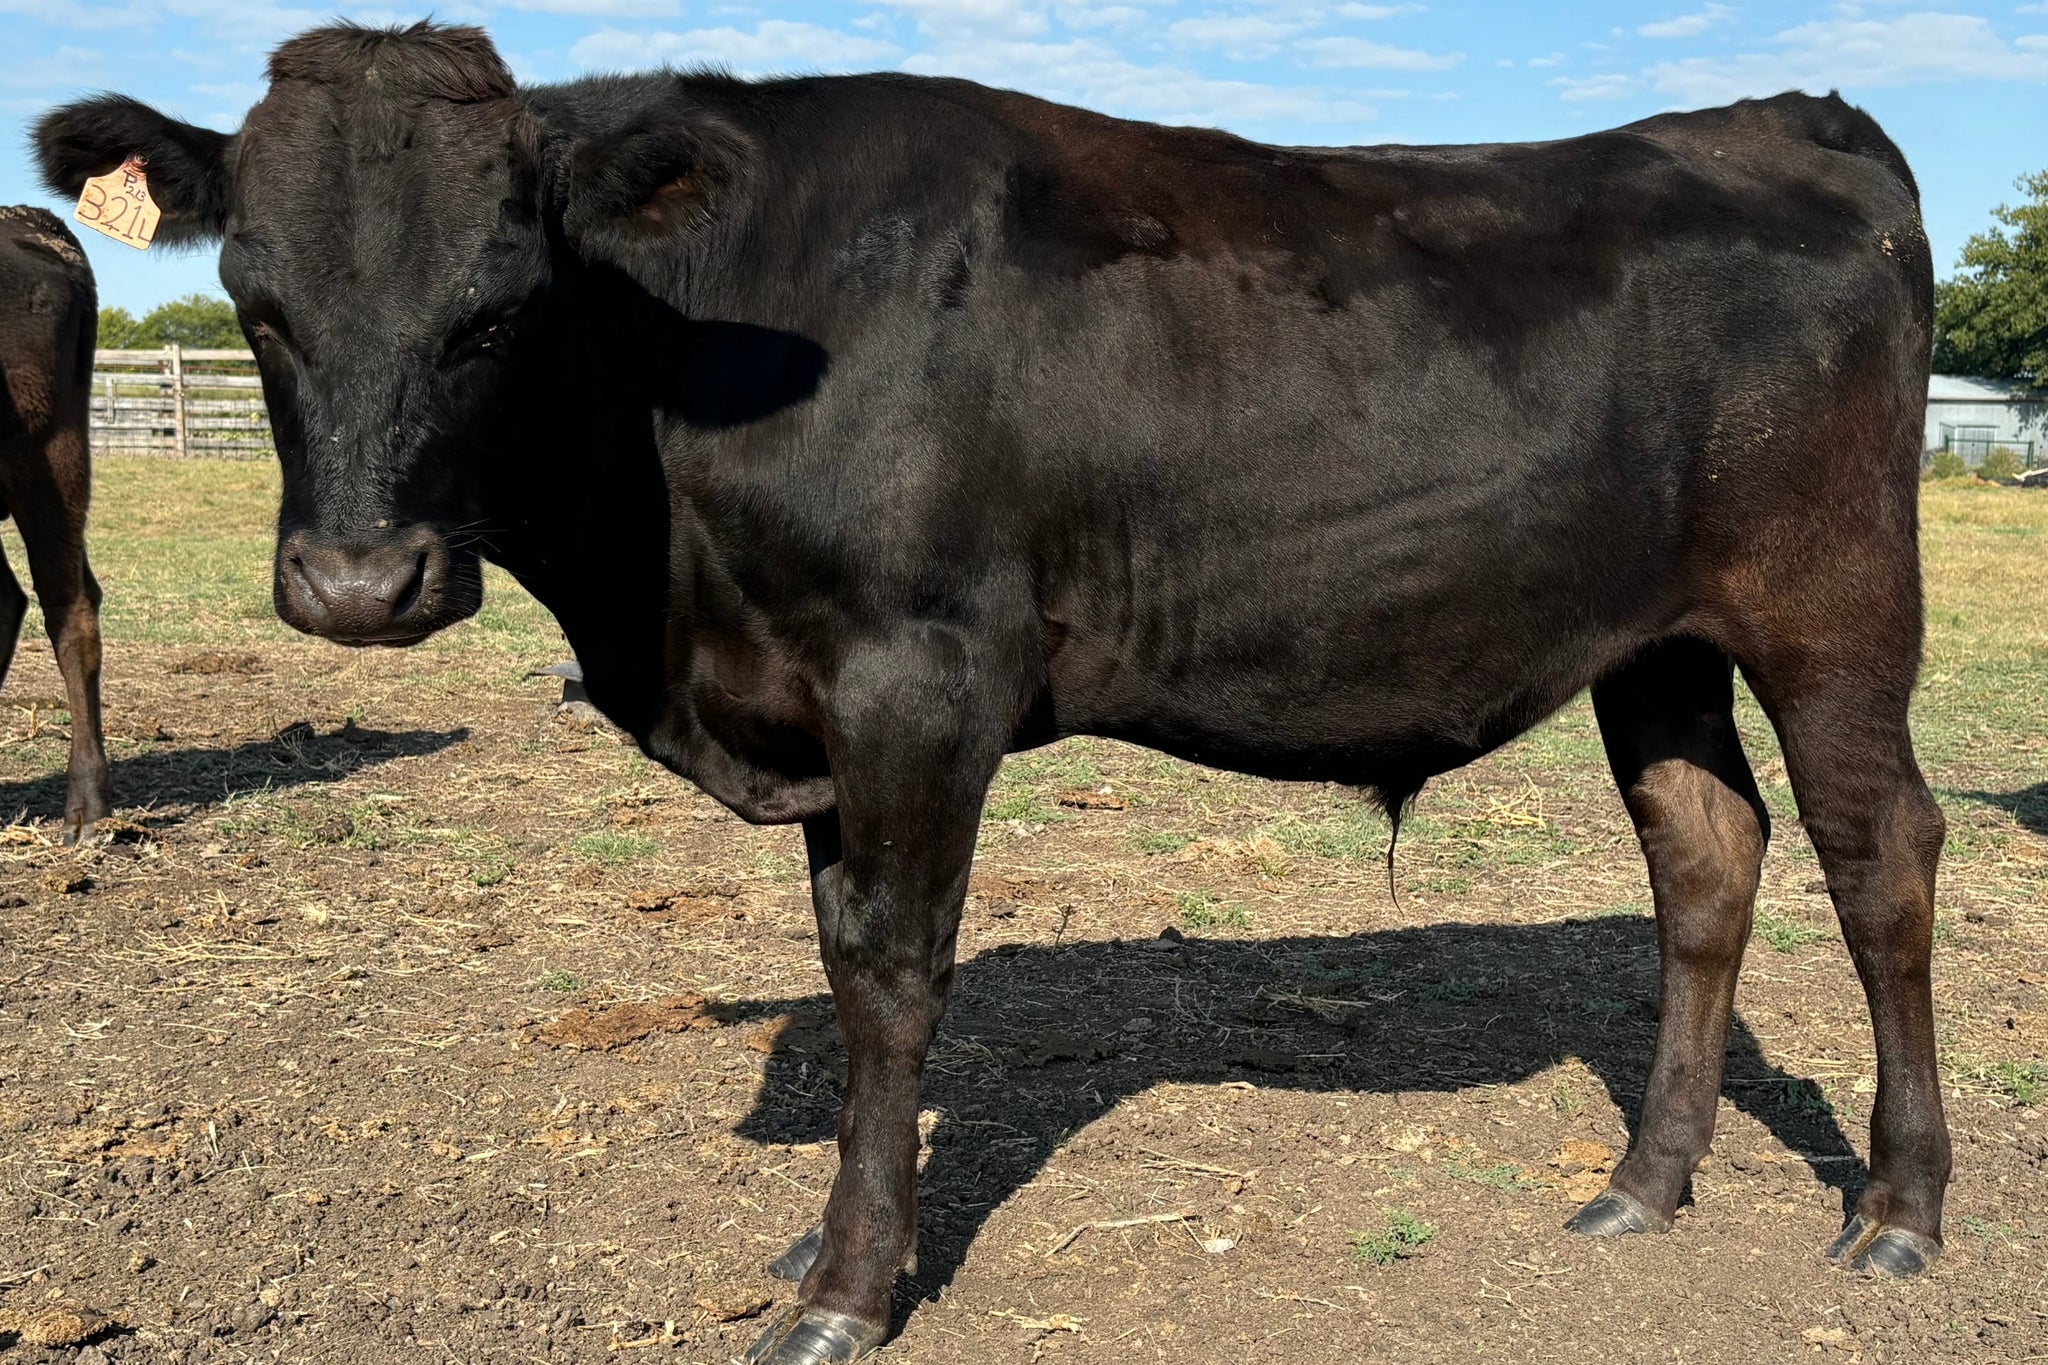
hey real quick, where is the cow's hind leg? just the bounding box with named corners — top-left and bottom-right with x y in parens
top-left (1743, 634), bottom-right (1949, 1276)
top-left (1568, 637), bottom-right (1768, 1239)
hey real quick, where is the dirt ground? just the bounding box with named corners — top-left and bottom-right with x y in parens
top-left (0, 464), bottom-right (2044, 1365)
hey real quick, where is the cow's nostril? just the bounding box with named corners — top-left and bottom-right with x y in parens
top-left (389, 551), bottom-right (429, 622)
top-left (287, 553), bottom-right (328, 608)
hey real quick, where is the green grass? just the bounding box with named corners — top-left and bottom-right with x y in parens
top-left (1958, 1214), bottom-right (2041, 1246)
top-left (1912, 483), bottom-right (2048, 784)
top-left (216, 795), bottom-right (422, 851)
top-left (983, 790), bottom-right (1066, 824)
top-left (979, 743), bottom-right (1108, 827)
top-left (468, 855), bottom-right (515, 888)
top-left (1261, 800), bottom-right (1387, 860)
top-left (539, 969), bottom-right (582, 994)
top-left (1443, 1149), bottom-right (1545, 1193)
top-left (1774, 1077), bottom-right (1836, 1118)
top-left (1175, 889), bottom-right (1250, 932)
top-left (1953, 1060), bottom-right (2047, 1106)
top-left (569, 830), bottom-right (659, 866)
top-left (1421, 974), bottom-right (1485, 1003)
top-left (1133, 828), bottom-right (1192, 856)
top-left (1352, 1210), bottom-right (1436, 1266)
top-left (1753, 907), bottom-right (1829, 954)
top-left (1411, 812), bottom-right (1580, 869)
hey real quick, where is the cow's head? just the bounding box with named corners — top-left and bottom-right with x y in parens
top-left (35, 22), bottom-right (749, 646)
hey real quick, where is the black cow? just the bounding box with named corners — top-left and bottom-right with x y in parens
top-left (38, 23), bottom-right (1951, 1363)
top-left (0, 206), bottom-right (111, 843)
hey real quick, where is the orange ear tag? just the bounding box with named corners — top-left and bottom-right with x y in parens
top-left (74, 156), bottom-right (162, 250)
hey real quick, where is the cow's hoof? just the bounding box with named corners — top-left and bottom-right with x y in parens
top-left (61, 799), bottom-right (112, 846)
top-left (1827, 1217), bottom-right (1939, 1278)
top-left (768, 1226), bottom-right (824, 1282)
top-left (739, 1305), bottom-right (885, 1365)
top-left (1563, 1189), bottom-right (1669, 1237)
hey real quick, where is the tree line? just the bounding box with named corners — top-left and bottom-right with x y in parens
top-left (96, 294), bottom-right (246, 350)
top-left (1933, 170), bottom-right (2046, 385)
top-left (92, 170), bottom-right (2044, 384)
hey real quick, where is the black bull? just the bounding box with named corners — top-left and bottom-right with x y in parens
top-left (38, 22), bottom-right (1950, 1363)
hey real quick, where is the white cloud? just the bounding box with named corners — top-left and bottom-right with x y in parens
top-left (903, 36), bottom-right (1383, 130)
top-left (1551, 73), bottom-right (1641, 100)
top-left (163, 0), bottom-right (326, 33)
top-left (0, 43), bottom-right (107, 89)
top-left (1168, 15), bottom-right (1305, 56)
top-left (571, 22), bottom-right (902, 74)
top-left (1528, 51), bottom-right (1566, 67)
top-left (1637, 3), bottom-right (1736, 40)
top-left (189, 80), bottom-right (266, 105)
top-left (876, 0), bottom-right (1052, 40)
top-left (1297, 35), bottom-right (1462, 69)
top-left (499, 0), bottom-right (683, 16)
top-left (1649, 12), bottom-right (2048, 103)
top-left (0, 0), bottom-right (152, 29)
top-left (1057, 2), bottom-right (1153, 28)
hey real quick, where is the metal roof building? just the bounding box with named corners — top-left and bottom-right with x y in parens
top-left (1924, 374), bottom-right (2045, 467)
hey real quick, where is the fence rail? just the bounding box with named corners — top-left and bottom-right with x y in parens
top-left (90, 346), bottom-right (272, 459)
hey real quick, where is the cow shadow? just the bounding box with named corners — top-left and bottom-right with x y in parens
top-left (726, 915), bottom-right (1864, 1327)
top-left (1957, 781), bottom-right (2048, 836)
top-left (576, 261), bottom-right (828, 430)
top-left (0, 719), bottom-right (468, 830)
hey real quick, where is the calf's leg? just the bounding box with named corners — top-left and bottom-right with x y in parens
top-left (746, 631), bottom-right (1007, 1365)
top-left (3, 420), bottom-right (110, 842)
top-left (1568, 637), bottom-right (1769, 1237)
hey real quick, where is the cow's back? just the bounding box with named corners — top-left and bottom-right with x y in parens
top-left (0, 207), bottom-right (96, 446)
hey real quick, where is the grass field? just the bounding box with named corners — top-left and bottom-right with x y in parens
top-left (0, 461), bottom-right (2043, 1365)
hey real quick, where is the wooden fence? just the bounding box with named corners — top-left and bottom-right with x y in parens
top-left (90, 346), bottom-right (272, 459)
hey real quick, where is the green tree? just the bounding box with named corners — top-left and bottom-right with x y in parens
top-left (1933, 170), bottom-right (2048, 382)
top-left (95, 294), bottom-right (242, 350)
top-left (96, 306), bottom-right (143, 348)
top-left (130, 293), bottom-right (244, 349)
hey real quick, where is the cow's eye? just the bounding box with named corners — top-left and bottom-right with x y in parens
top-left (244, 312), bottom-right (301, 361)
top-left (445, 315), bottom-right (520, 363)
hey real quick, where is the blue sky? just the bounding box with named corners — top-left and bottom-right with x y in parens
top-left (4, 0), bottom-right (2045, 312)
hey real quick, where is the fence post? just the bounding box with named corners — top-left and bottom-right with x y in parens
top-left (168, 343), bottom-right (188, 458)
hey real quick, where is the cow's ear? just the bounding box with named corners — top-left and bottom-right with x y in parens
top-left (560, 99), bottom-right (753, 256)
top-left (34, 95), bottom-right (235, 244)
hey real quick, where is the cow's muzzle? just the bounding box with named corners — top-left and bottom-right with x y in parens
top-left (274, 527), bottom-right (481, 646)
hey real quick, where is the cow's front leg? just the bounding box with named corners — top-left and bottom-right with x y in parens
top-left (746, 636), bottom-right (1005, 1365)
